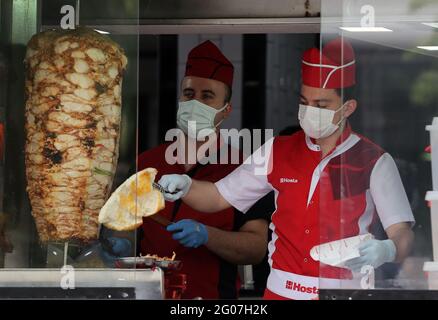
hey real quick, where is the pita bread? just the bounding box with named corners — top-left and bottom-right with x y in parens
top-left (98, 168), bottom-right (165, 231)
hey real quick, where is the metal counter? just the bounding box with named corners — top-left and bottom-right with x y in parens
top-left (0, 268), bottom-right (164, 299)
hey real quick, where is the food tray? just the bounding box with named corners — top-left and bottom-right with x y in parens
top-left (116, 257), bottom-right (181, 271)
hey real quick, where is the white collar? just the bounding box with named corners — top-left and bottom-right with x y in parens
top-left (305, 135), bottom-right (321, 152)
top-left (304, 132), bottom-right (360, 155)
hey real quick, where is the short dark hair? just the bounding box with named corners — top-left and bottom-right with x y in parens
top-left (224, 85), bottom-right (232, 103)
top-left (335, 85), bottom-right (356, 103)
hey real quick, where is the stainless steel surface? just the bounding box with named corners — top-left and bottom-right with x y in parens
top-left (155, 259), bottom-right (181, 270)
top-left (0, 268), bottom-right (164, 299)
top-left (118, 256), bottom-right (155, 266)
top-left (38, 0), bottom-right (438, 38)
top-left (42, 19), bottom-right (322, 34)
top-left (40, 0), bottom-right (322, 34)
top-left (140, 0), bottom-right (321, 19)
top-left (41, 0), bottom-right (320, 23)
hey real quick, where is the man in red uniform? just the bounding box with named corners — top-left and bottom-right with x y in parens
top-left (138, 40), bottom-right (270, 299)
top-left (158, 38), bottom-right (415, 300)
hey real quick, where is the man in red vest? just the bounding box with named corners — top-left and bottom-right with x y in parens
top-left (159, 38), bottom-right (415, 299)
top-left (138, 40), bottom-right (270, 299)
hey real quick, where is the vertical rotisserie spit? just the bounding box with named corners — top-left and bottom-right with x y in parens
top-left (24, 28), bottom-right (127, 242)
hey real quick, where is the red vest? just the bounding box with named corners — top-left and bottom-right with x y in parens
top-left (266, 126), bottom-right (384, 281)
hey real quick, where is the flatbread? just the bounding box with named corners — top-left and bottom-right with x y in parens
top-left (98, 168), bottom-right (165, 231)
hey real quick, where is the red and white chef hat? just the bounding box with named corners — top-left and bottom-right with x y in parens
top-left (302, 38), bottom-right (356, 89)
top-left (184, 40), bottom-right (234, 88)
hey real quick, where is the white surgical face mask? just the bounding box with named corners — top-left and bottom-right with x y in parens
top-left (177, 99), bottom-right (228, 141)
top-left (298, 103), bottom-right (346, 139)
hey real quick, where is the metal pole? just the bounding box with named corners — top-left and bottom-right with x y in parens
top-left (75, 0), bottom-right (80, 27)
top-left (63, 242), bottom-right (68, 266)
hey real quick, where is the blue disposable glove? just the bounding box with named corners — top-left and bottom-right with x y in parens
top-left (106, 237), bottom-right (132, 256)
top-left (100, 237), bottom-right (132, 267)
top-left (344, 239), bottom-right (396, 272)
top-left (158, 174), bottom-right (192, 202)
top-left (166, 219), bottom-right (208, 248)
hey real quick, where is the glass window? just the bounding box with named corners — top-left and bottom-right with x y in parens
top-left (1, 0), bottom-right (438, 301)
top-left (317, 0), bottom-right (438, 298)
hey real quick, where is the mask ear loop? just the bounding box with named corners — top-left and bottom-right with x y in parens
top-left (213, 103), bottom-right (229, 128)
top-left (334, 102), bottom-right (348, 128)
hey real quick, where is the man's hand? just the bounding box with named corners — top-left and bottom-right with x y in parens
top-left (345, 239), bottom-right (396, 272)
top-left (158, 174), bottom-right (192, 202)
top-left (167, 219), bottom-right (208, 248)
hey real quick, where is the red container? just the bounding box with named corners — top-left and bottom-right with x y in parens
top-left (164, 271), bottom-right (187, 299)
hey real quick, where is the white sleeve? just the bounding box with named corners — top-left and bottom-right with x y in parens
top-left (215, 138), bottom-right (275, 213)
top-left (370, 153), bottom-right (415, 230)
